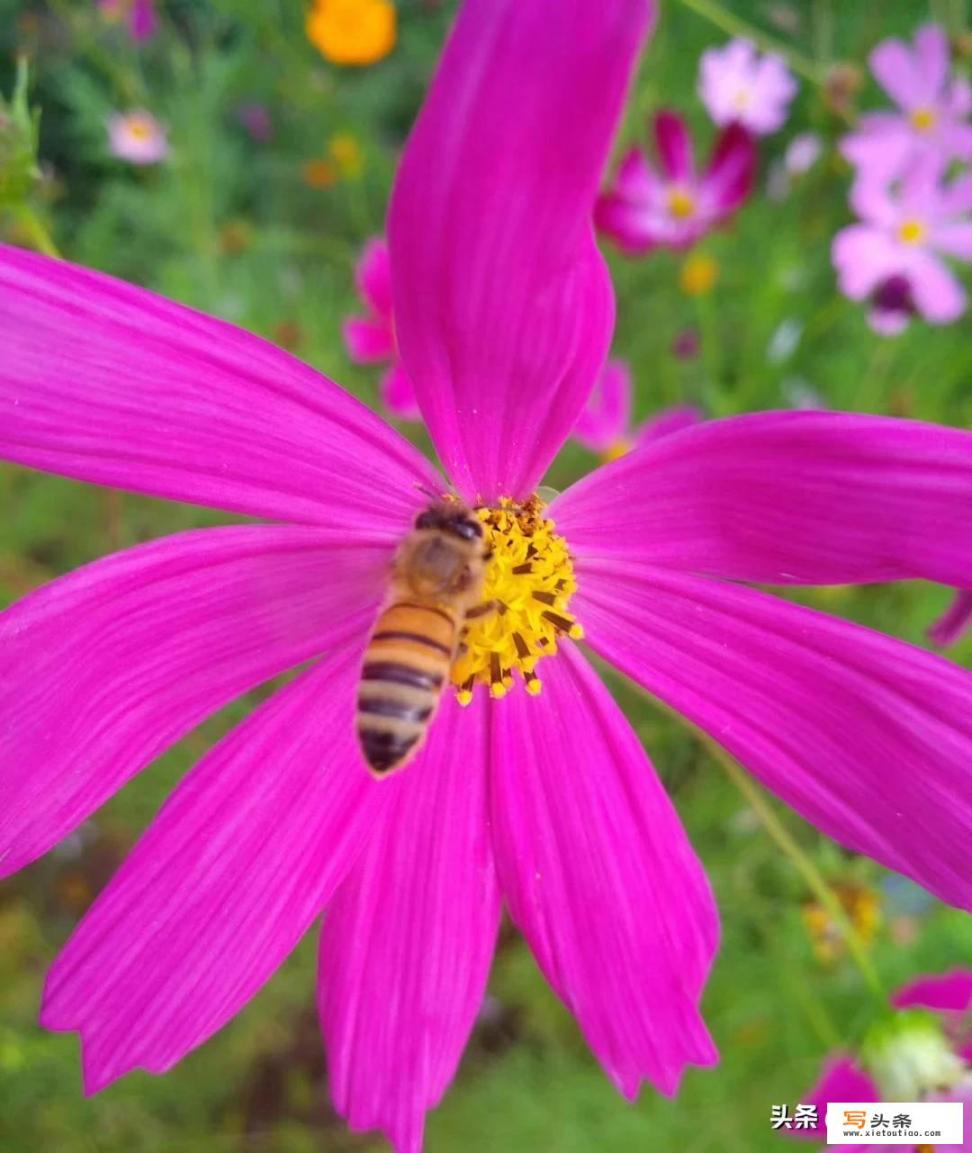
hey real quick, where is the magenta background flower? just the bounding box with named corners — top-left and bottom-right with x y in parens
top-left (832, 157), bottom-right (972, 332)
top-left (572, 357), bottom-right (702, 456)
top-left (236, 101), bottom-right (273, 143)
top-left (841, 24), bottom-right (972, 185)
top-left (596, 110), bottom-right (756, 253)
top-left (929, 589), bottom-right (972, 648)
top-left (98, 0), bottom-right (157, 42)
top-left (343, 236), bottom-right (419, 420)
top-left (3, 3), bottom-right (972, 1152)
top-left (106, 109), bottom-right (169, 166)
top-left (793, 973), bottom-right (972, 1150)
top-left (699, 38), bottom-right (798, 136)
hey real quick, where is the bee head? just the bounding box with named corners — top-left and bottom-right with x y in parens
top-left (414, 504), bottom-right (483, 543)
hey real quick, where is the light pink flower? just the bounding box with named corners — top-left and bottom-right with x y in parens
top-left (832, 157), bottom-right (972, 333)
top-left (699, 38), bottom-right (798, 136)
top-left (342, 237), bottom-right (418, 420)
top-left (106, 109), bottom-right (168, 166)
top-left (929, 589), bottom-right (972, 648)
top-left (596, 110), bottom-right (756, 252)
top-left (572, 358), bottom-right (702, 457)
top-left (3, 3), bottom-right (972, 1152)
top-left (792, 972), bottom-right (972, 1149)
top-left (841, 24), bottom-right (972, 186)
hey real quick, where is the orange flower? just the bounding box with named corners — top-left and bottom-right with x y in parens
top-left (306, 0), bottom-right (396, 67)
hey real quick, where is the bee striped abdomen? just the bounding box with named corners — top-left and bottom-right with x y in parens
top-left (356, 602), bottom-right (457, 775)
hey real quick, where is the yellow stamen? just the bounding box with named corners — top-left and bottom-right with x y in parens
top-left (451, 496), bottom-right (581, 702)
top-left (909, 107), bottom-right (936, 133)
top-left (667, 187), bottom-right (697, 220)
top-left (126, 117), bottom-right (154, 141)
top-left (898, 219), bottom-right (926, 245)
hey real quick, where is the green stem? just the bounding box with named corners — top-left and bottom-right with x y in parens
top-left (709, 740), bottom-right (887, 1005)
top-left (673, 0), bottom-right (826, 85)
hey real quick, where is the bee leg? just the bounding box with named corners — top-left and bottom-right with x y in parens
top-left (465, 599), bottom-right (498, 621)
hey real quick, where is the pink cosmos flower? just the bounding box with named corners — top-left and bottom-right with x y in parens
top-left (699, 38), bottom-right (798, 136)
top-left (841, 24), bottom-right (972, 186)
top-left (832, 156), bottom-right (972, 333)
top-left (3, 3), bottom-right (972, 1152)
top-left (596, 110), bottom-right (756, 252)
top-left (929, 589), bottom-right (972, 648)
top-left (98, 0), bottom-right (157, 43)
top-left (343, 236), bottom-right (418, 420)
top-left (791, 972), bottom-right (972, 1150)
top-left (106, 109), bottom-right (169, 166)
top-left (571, 358), bottom-right (702, 458)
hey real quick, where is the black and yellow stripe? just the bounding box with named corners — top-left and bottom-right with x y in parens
top-left (356, 602), bottom-right (458, 775)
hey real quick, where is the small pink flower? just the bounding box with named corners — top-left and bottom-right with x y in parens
top-left (929, 589), bottom-right (972, 649)
top-left (832, 157), bottom-right (972, 333)
top-left (572, 358), bottom-right (702, 458)
top-left (792, 972), bottom-right (972, 1146)
top-left (106, 110), bottom-right (168, 166)
top-left (343, 237), bottom-right (419, 420)
top-left (596, 110), bottom-right (756, 252)
top-left (842, 24), bottom-right (972, 185)
top-left (699, 38), bottom-right (797, 136)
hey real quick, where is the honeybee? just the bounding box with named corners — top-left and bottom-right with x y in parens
top-left (356, 501), bottom-right (490, 776)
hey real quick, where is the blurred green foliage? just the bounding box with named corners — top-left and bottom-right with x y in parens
top-left (1, 1), bottom-right (971, 1152)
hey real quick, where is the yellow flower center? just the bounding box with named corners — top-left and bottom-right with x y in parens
top-left (451, 496), bottom-right (582, 703)
top-left (667, 187), bottom-right (697, 219)
top-left (898, 219), bottom-right (926, 245)
top-left (126, 117), bottom-right (154, 141)
top-left (601, 438), bottom-right (632, 463)
top-left (680, 252), bottom-right (719, 297)
top-left (306, 0), bottom-right (397, 67)
top-left (909, 107), bottom-right (937, 133)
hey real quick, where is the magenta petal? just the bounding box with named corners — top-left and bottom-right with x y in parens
top-left (553, 411), bottom-right (972, 587)
top-left (355, 236), bottom-right (394, 319)
top-left (703, 122), bottom-right (757, 215)
top-left (0, 525), bottom-right (389, 877)
top-left (787, 1055), bottom-right (880, 1141)
top-left (379, 362), bottom-right (422, 422)
top-left (929, 589), bottom-right (972, 648)
top-left (491, 644), bottom-right (719, 1098)
top-left (343, 316), bottom-right (395, 364)
top-left (319, 691), bottom-right (500, 1153)
top-left (577, 563), bottom-right (972, 911)
top-left (892, 970), bottom-right (972, 1014)
top-left (572, 359), bottom-right (632, 452)
top-left (0, 245), bottom-right (439, 529)
top-left (654, 110), bottom-right (695, 181)
top-left (389, 0), bottom-right (653, 501)
top-left (41, 651), bottom-right (397, 1091)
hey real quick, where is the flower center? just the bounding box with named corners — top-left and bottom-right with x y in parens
top-left (909, 107), bottom-right (937, 133)
top-left (126, 118), bottom-right (154, 141)
top-left (667, 187), bottom-right (697, 219)
top-left (451, 496), bottom-right (582, 703)
top-left (898, 219), bottom-right (926, 245)
top-left (732, 87), bottom-right (751, 111)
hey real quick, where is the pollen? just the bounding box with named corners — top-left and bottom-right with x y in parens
top-left (909, 106), bottom-right (936, 133)
top-left (898, 218), bottom-right (926, 245)
top-left (451, 496), bottom-right (582, 703)
top-left (667, 187), bottom-right (697, 219)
